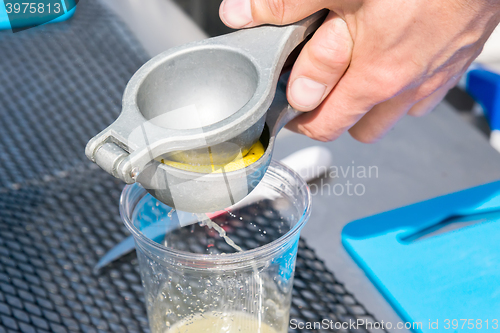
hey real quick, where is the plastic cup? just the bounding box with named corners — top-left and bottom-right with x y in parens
top-left (120, 161), bottom-right (311, 333)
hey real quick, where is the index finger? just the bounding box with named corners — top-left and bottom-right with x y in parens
top-left (286, 65), bottom-right (378, 142)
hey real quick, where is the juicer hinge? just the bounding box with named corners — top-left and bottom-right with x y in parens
top-left (94, 142), bottom-right (130, 181)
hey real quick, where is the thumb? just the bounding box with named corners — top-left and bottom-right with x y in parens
top-left (220, 0), bottom-right (330, 29)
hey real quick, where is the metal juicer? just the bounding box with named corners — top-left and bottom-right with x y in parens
top-left (85, 11), bottom-right (327, 213)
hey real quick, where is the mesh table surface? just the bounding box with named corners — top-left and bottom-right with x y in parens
top-left (0, 1), bottom-right (386, 332)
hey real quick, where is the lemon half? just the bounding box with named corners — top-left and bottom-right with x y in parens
top-left (161, 141), bottom-right (265, 174)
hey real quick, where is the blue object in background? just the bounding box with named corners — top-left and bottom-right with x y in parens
top-left (467, 68), bottom-right (500, 131)
top-left (342, 181), bottom-right (500, 332)
top-left (0, 0), bottom-right (75, 31)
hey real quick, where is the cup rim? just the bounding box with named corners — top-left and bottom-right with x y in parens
top-left (120, 160), bottom-right (311, 266)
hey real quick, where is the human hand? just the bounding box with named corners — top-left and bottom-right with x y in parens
top-left (219, 0), bottom-right (500, 142)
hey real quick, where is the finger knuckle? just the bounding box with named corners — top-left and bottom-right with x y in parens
top-left (413, 73), bottom-right (449, 101)
top-left (409, 108), bottom-right (430, 117)
top-left (310, 30), bottom-right (352, 71)
top-left (264, 0), bottom-right (286, 23)
top-left (313, 134), bottom-right (335, 142)
top-left (350, 130), bottom-right (381, 144)
top-left (311, 42), bottom-right (351, 71)
top-left (363, 67), bottom-right (409, 103)
top-left (299, 124), bottom-right (337, 142)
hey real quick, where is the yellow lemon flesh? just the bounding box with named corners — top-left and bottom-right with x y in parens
top-left (161, 141), bottom-right (265, 174)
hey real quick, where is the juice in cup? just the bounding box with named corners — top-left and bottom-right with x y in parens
top-left (166, 312), bottom-right (278, 333)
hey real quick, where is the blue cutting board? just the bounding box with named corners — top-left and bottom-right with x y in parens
top-left (342, 181), bottom-right (500, 332)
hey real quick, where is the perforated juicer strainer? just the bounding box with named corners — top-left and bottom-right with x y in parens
top-left (85, 10), bottom-right (327, 213)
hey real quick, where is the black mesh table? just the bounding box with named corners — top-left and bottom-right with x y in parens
top-left (0, 1), bottom-right (385, 332)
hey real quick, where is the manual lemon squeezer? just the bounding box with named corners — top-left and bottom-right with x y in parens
top-left (85, 11), bottom-right (327, 213)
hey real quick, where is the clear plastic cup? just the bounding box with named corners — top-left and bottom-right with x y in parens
top-left (120, 161), bottom-right (311, 333)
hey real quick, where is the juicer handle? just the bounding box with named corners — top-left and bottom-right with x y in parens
top-left (234, 9), bottom-right (329, 65)
top-left (296, 9), bottom-right (330, 40)
top-left (266, 72), bottom-right (304, 135)
top-left (276, 107), bottom-right (301, 134)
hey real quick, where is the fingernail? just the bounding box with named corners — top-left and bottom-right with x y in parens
top-left (290, 77), bottom-right (327, 109)
top-left (221, 0), bottom-right (253, 28)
